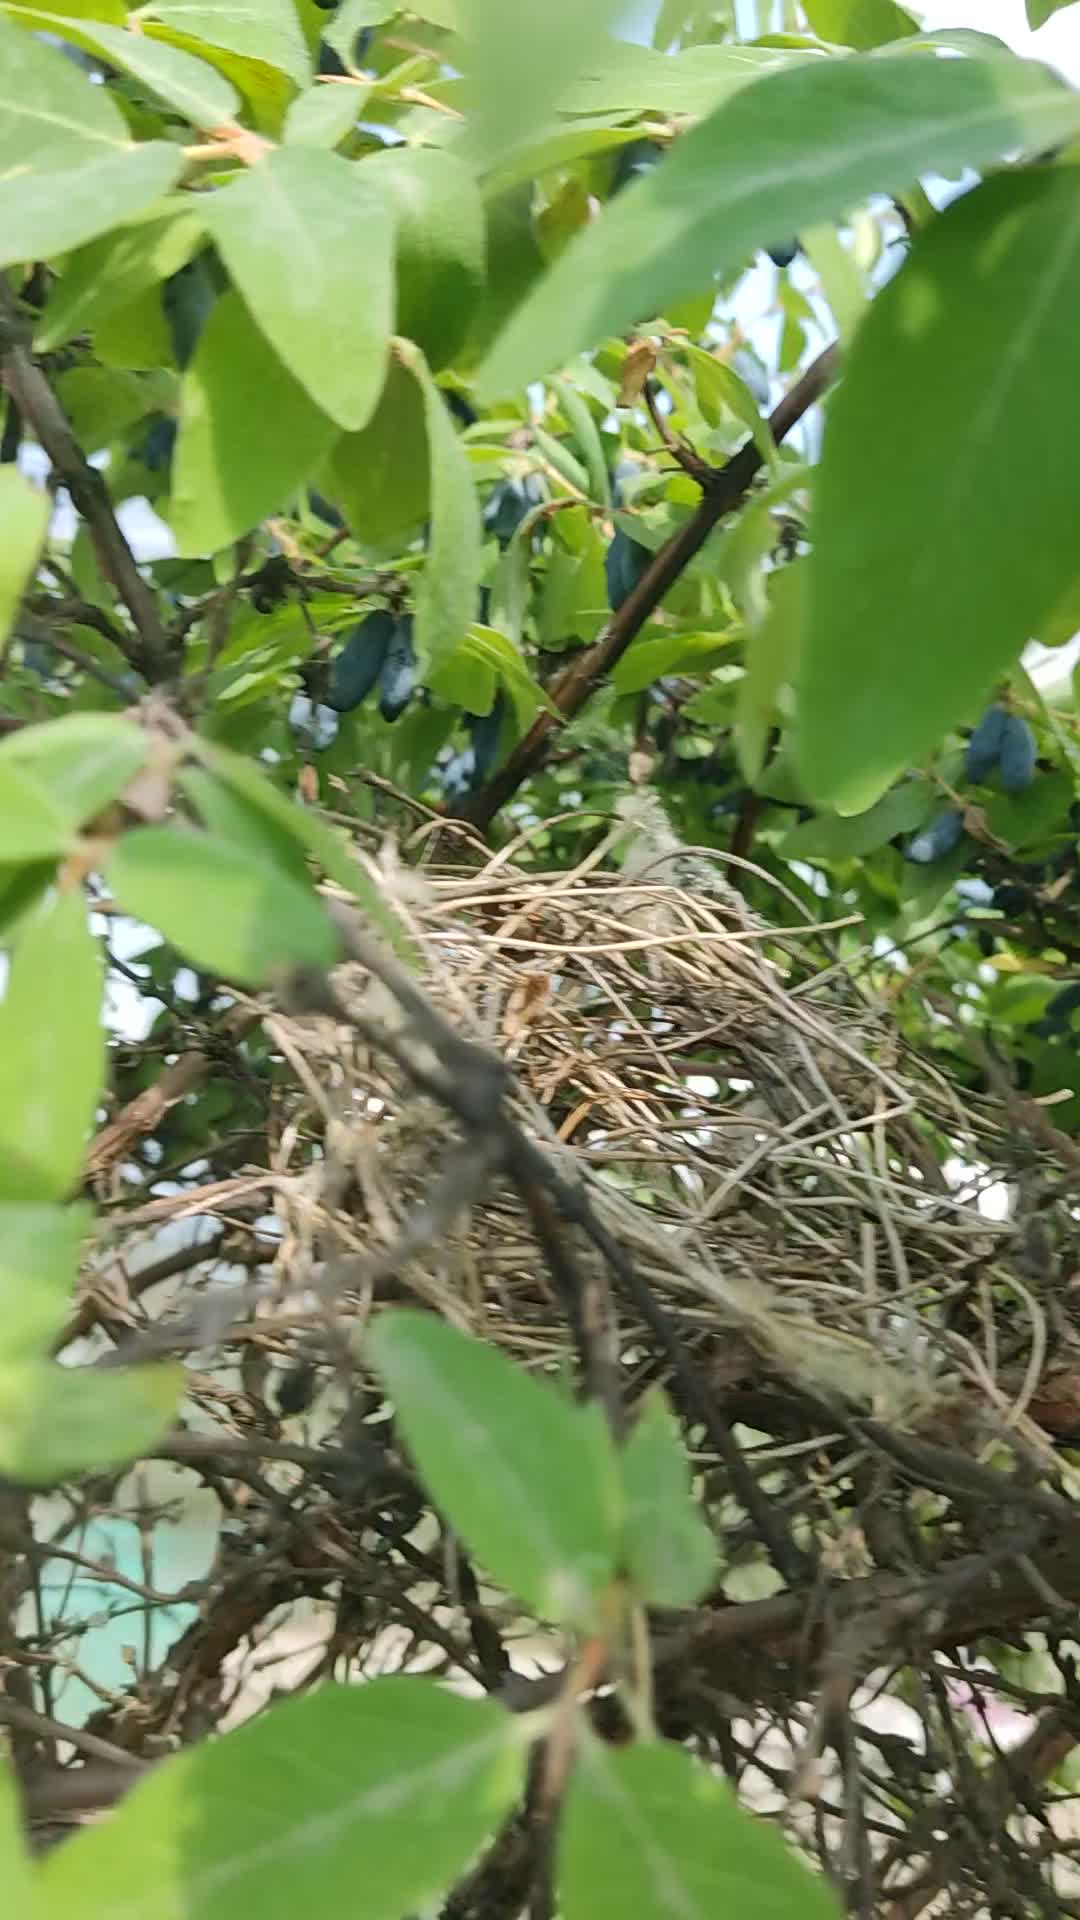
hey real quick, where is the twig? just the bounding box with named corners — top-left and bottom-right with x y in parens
top-left (643, 379), bottom-right (714, 486)
top-left (0, 281), bottom-right (168, 676)
top-left (16, 617), bottom-right (133, 700)
top-left (0, 1698), bottom-right (138, 1769)
top-left (457, 343), bottom-right (839, 832)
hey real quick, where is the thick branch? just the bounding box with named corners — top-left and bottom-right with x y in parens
top-left (458, 343), bottom-right (840, 833)
top-left (0, 283), bottom-right (167, 676)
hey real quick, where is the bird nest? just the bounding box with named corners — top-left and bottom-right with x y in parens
top-left (38, 815), bottom-right (1080, 1910)
top-left (257, 826), bottom-right (1047, 1439)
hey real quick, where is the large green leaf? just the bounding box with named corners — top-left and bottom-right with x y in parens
top-left (0, 1204), bottom-right (88, 1362)
top-left (0, 892), bottom-right (103, 1204)
top-left (477, 52), bottom-right (1080, 395)
top-left (618, 1390), bottom-right (717, 1609)
top-left (556, 38), bottom-right (810, 115)
top-left (0, 11), bottom-right (129, 164)
top-left (202, 148), bottom-right (394, 430)
top-left (0, 1760), bottom-right (37, 1918)
top-left (3, 9), bottom-right (240, 123)
top-left (0, 469), bottom-right (49, 651)
top-left (170, 289), bottom-right (339, 555)
top-left (326, 356), bottom-right (431, 548)
top-left (0, 714), bottom-right (149, 828)
top-left (401, 343), bottom-right (482, 668)
top-left (360, 146), bottom-right (485, 371)
top-left (560, 1739), bottom-right (840, 1920)
top-left (39, 1679), bottom-right (526, 1920)
top-left (0, 141), bottom-right (183, 269)
top-left (108, 825), bottom-right (340, 986)
top-left (371, 1311), bottom-right (622, 1630)
top-left (801, 0), bottom-right (917, 46)
top-left (137, 0), bottom-right (310, 87)
top-left (456, 0), bottom-right (627, 168)
top-left (179, 765), bottom-right (311, 882)
top-left (798, 169), bottom-right (1080, 811)
top-left (0, 22), bottom-right (183, 259)
top-left (0, 1357), bottom-right (181, 1483)
top-left (0, 762), bottom-right (74, 862)
top-left (283, 78), bottom-right (364, 148)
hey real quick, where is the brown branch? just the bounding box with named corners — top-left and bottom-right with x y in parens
top-left (0, 282), bottom-right (167, 676)
top-left (457, 342), bottom-right (840, 834)
top-left (83, 1006), bottom-right (260, 1186)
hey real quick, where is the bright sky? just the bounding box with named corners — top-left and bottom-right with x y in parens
top-left (916, 0), bottom-right (1080, 79)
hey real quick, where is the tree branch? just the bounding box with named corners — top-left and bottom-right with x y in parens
top-left (0, 282), bottom-right (168, 677)
top-left (457, 343), bottom-right (840, 834)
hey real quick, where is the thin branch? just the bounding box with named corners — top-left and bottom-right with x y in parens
top-left (16, 616), bottom-right (133, 700)
top-left (457, 343), bottom-right (840, 833)
top-left (0, 281), bottom-right (167, 676)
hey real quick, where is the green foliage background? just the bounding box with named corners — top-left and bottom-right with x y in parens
top-left (1, 0), bottom-right (1080, 1913)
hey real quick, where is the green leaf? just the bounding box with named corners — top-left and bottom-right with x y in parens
top-left (203, 148), bottom-right (394, 431)
top-left (326, 356), bottom-right (430, 549)
top-left (0, 142), bottom-right (183, 271)
top-left (778, 781), bottom-right (934, 859)
top-left (137, 0), bottom-right (311, 88)
top-left (800, 220), bottom-right (867, 342)
top-left (552, 377), bottom-right (610, 505)
top-left (0, 1357), bottom-right (181, 1483)
top-left (798, 169), bottom-right (1080, 811)
top-left (0, 1759), bottom-right (37, 1918)
top-left (0, 20), bottom-right (185, 266)
top-left (560, 1739), bottom-right (841, 1920)
top-left (0, 893), bottom-right (103, 1203)
top-left (39, 1679), bottom-right (525, 1920)
top-left (401, 342), bottom-right (483, 668)
top-left (324, 0), bottom-right (396, 59)
top-left (1026, 0), bottom-right (1077, 26)
top-left (284, 78), bottom-right (365, 148)
top-left (0, 11), bottom-right (130, 161)
top-left (108, 825), bottom-right (340, 986)
top-left (429, 624), bottom-right (554, 726)
top-left (0, 714), bottom-right (149, 829)
top-left (539, 508), bottom-right (607, 648)
top-left (613, 628), bottom-right (734, 696)
top-left (5, 11), bottom-right (241, 124)
top-left (619, 1391), bottom-right (716, 1608)
top-left (557, 38), bottom-right (808, 117)
top-left (0, 469), bottom-right (49, 652)
top-left (986, 770), bottom-right (1073, 851)
top-left (456, 0), bottom-right (628, 169)
top-left (734, 564), bottom-right (803, 783)
top-left (170, 290), bottom-right (338, 556)
top-left (0, 1203), bottom-right (89, 1364)
top-left (478, 52), bottom-right (1080, 396)
top-left (370, 1310), bottom-right (622, 1629)
top-left (683, 346), bottom-right (777, 467)
top-left (0, 762), bottom-right (73, 861)
top-left (55, 366), bottom-right (164, 453)
top-left (801, 0), bottom-right (918, 48)
top-left (361, 146), bottom-right (485, 371)
top-left (179, 766), bottom-right (310, 880)
top-left (35, 209), bottom-right (205, 352)
top-left (192, 741), bottom-right (414, 958)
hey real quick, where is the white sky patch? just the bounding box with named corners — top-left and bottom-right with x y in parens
top-left (916, 0), bottom-right (1080, 82)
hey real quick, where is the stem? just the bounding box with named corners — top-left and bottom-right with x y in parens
top-left (0, 281), bottom-right (167, 677)
top-left (458, 342), bottom-right (840, 834)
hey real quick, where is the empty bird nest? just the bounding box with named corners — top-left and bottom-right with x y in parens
top-left (40, 798), bottom-right (1080, 1907)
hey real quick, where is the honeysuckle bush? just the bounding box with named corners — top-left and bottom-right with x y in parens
top-left (3, 0), bottom-right (1080, 1912)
